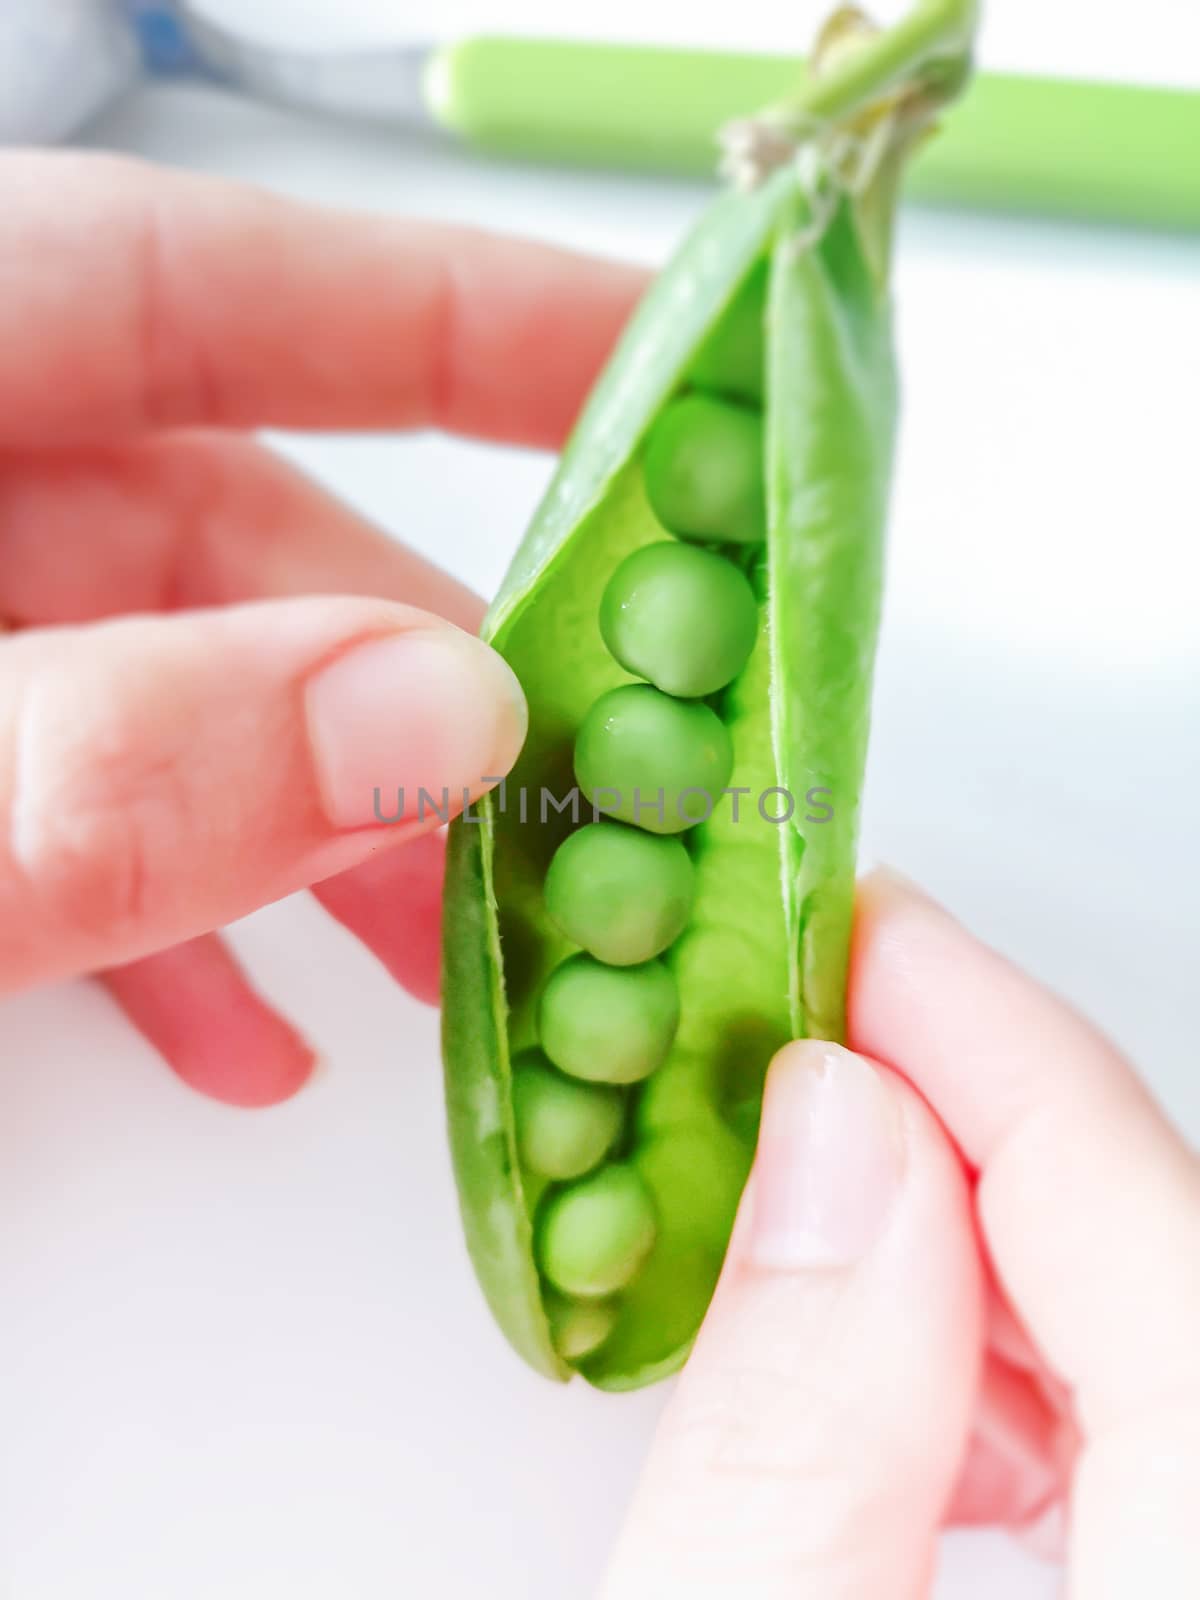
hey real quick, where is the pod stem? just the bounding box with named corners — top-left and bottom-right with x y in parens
top-left (720, 0), bottom-right (978, 277)
top-left (784, 0), bottom-right (978, 130)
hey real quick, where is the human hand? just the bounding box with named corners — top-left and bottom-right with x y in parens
top-left (0, 151), bottom-right (642, 1104)
top-left (603, 869), bottom-right (1200, 1597)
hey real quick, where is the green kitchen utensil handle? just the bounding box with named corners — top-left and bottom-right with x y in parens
top-left (427, 37), bottom-right (1200, 231)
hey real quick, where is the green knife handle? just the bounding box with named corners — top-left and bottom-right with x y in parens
top-left (427, 36), bottom-right (1200, 231)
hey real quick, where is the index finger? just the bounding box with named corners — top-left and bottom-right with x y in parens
top-left (0, 151), bottom-right (646, 448)
top-left (849, 868), bottom-right (1200, 1593)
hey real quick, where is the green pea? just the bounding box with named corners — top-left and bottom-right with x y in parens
top-left (574, 684), bottom-right (733, 835)
top-left (511, 1051), bottom-right (624, 1180)
top-left (544, 822), bottom-right (694, 965)
top-left (642, 393), bottom-right (766, 545)
top-left (539, 954), bottom-right (679, 1085)
top-left (688, 260), bottom-right (767, 404)
top-left (544, 1290), bottom-right (619, 1361)
top-left (538, 1164), bottom-right (657, 1298)
top-left (599, 541), bottom-right (759, 698)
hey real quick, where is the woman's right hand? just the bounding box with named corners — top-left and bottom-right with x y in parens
top-left (603, 869), bottom-right (1200, 1597)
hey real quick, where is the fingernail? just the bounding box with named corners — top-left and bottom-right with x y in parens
top-left (750, 1040), bottom-right (904, 1269)
top-left (305, 628), bottom-right (527, 830)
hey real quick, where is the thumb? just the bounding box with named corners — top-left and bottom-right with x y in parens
top-left (0, 597), bottom-right (526, 989)
top-left (603, 1041), bottom-right (982, 1600)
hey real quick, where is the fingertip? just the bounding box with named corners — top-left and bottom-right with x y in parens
top-left (304, 624), bottom-right (527, 832)
top-left (751, 1039), bottom-right (905, 1270)
top-left (612, 1040), bottom-right (981, 1599)
top-left (848, 866), bottom-right (978, 1067)
top-left (104, 935), bottom-right (319, 1109)
top-left (762, 1038), bottom-right (917, 1157)
top-left (185, 1019), bottom-right (318, 1111)
top-left (856, 862), bottom-right (953, 922)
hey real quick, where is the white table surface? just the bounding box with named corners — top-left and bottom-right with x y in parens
top-left (1, 4), bottom-right (1197, 1595)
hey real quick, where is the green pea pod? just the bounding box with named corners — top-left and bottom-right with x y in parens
top-left (442, 1), bottom-right (978, 1387)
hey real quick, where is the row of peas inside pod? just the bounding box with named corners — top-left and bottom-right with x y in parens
top-left (444, 0), bottom-right (972, 1390)
top-left (514, 267), bottom-right (771, 1364)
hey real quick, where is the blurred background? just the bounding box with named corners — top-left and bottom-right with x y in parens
top-left (0, 2), bottom-right (1197, 1596)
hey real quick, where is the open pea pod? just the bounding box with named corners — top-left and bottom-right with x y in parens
top-left (442, 0), bottom-right (978, 1388)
